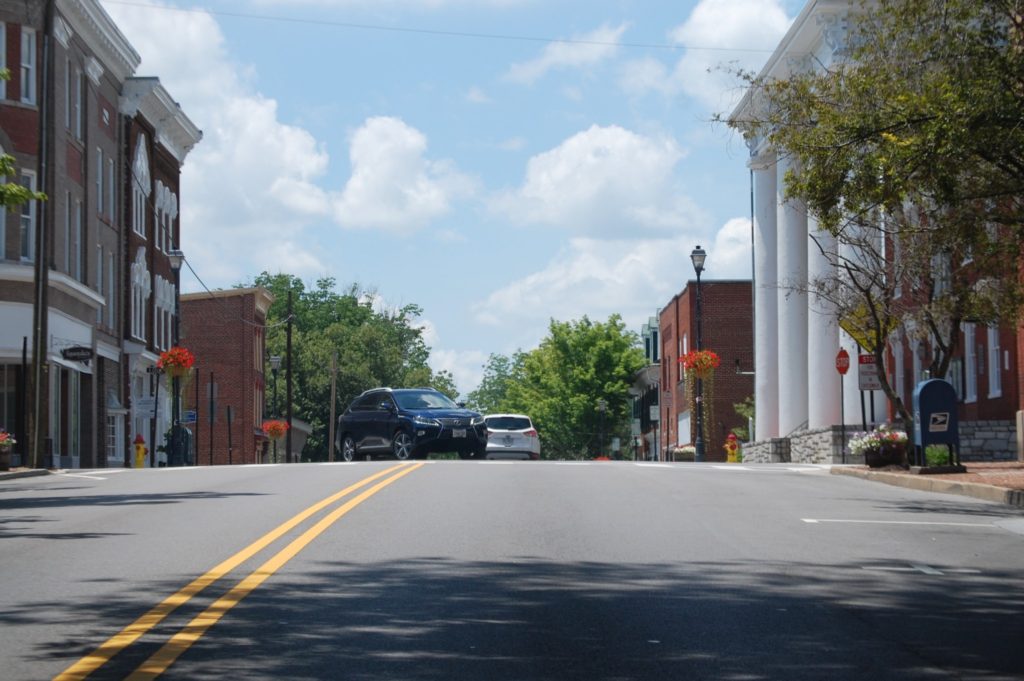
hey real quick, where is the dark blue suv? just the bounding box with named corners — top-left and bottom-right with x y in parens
top-left (336, 388), bottom-right (488, 461)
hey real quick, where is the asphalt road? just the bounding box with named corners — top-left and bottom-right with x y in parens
top-left (1, 461), bottom-right (1023, 681)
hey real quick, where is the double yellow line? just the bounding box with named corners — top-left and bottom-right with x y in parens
top-left (54, 462), bottom-right (424, 681)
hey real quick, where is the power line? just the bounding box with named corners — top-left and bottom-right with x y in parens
top-left (102, 1), bottom-right (773, 54)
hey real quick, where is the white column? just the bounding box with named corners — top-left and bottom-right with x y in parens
top-left (776, 154), bottom-right (808, 435)
top-left (807, 216), bottom-right (841, 429)
top-left (751, 150), bottom-right (779, 440)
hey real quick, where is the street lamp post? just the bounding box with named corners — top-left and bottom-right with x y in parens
top-left (596, 398), bottom-right (607, 458)
top-left (269, 355), bottom-right (281, 463)
top-left (168, 249), bottom-right (185, 466)
top-left (690, 245), bottom-right (707, 463)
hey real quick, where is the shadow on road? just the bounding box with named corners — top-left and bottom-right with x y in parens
top-left (10, 556), bottom-right (1024, 681)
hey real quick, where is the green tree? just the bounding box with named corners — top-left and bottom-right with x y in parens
top-left (464, 352), bottom-right (525, 414)
top-left (503, 315), bottom-right (646, 459)
top-left (248, 273), bottom-right (455, 460)
top-left (728, 0), bottom-right (1024, 420)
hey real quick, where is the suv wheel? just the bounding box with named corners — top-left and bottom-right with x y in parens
top-left (392, 430), bottom-right (414, 461)
top-left (340, 436), bottom-right (356, 463)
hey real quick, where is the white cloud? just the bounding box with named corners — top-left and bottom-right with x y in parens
top-left (472, 220), bottom-right (752, 339)
top-left (103, 0), bottom-right (332, 286)
top-left (465, 87), bottom-right (491, 104)
top-left (430, 348), bottom-right (489, 397)
top-left (505, 23), bottom-right (629, 84)
top-left (497, 136), bottom-right (526, 151)
top-left (614, 0), bottom-right (791, 112)
top-left (331, 116), bottom-right (477, 232)
top-left (491, 124), bottom-right (706, 237)
top-left (669, 0), bottom-right (792, 111)
top-left (618, 57), bottom-right (672, 96)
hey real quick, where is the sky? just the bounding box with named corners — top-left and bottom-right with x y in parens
top-left (101, 0), bottom-right (804, 397)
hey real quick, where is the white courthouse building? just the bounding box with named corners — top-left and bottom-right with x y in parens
top-left (730, 0), bottom-right (886, 456)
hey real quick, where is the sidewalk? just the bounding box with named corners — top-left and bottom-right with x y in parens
top-left (0, 467), bottom-right (53, 481)
top-left (832, 461), bottom-right (1024, 508)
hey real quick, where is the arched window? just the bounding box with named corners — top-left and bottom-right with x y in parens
top-left (132, 135), bottom-right (151, 238)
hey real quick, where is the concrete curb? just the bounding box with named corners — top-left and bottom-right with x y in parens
top-left (0, 469), bottom-right (52, 482)
top-left (831, 466), bottom-right (1024, 508)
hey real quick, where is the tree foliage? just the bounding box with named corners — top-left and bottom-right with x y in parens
top-left (484, 315), bottom-right (646, 459)
top-left (729, 0), bottom-right (1024, 420)
top-left (464, 352), bottom-right (526, 414)
top-left (249, 273), bottom-right (456, 460)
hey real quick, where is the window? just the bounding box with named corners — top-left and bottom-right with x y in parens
top-left (108, 158), bottom-right (115, 221)
top-left (132, 138), bottom-right (151, 237)
top-left (96, 245), bottom-right (104, 325)
top-left (107, 251), bottom-right (116, 328)
top-left (19, 171), bottom-right (37, 261)
top-left (963, 323), bottom-right (977, 403)
top-left (96, 148), bottom-right (104, 216)
top-left (74, 198), bottom-right (84, 282)
top-left (74, 69), bottom-right (83, 140)
top-left (987, 326), bottom-right (1001, 398)
top-left (20, 28), bottom-right (36, 105)
top-left (65, 58), bottom-right (71, 128)
top-left (0, 25), bottom-right (6, 100)
top-left (131, 248), bottom-right (151, 340)
top-left (892, 338), bottom-right (905, 405)
top-left (64, 192), bottom-right (71, 272)
top-left (105, 414), bottom-right (124, 462)
top-left (0, 146), bottom-right (5, 260)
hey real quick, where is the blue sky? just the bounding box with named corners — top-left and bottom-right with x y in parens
top-left (101, 0), bottom-right (803, 396)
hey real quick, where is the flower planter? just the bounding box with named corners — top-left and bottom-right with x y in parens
top-left (865, 445), bottom-right (907, 468)
top-left (0, 447), bottom-right (10, 471)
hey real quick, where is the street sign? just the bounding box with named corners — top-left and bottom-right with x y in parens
top-left (858, 354), bottom-right (882, 391)
top-left (835, 348), bottom-right (850, 375)
top-left (182, 410), bottom-right (197, 424)
top-left (61, 346), bottom-right (93, 361)
top-left (134, 397), bottom-right (156, 411)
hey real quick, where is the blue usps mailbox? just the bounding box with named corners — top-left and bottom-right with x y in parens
top-left (911, 379), bottom-right (960, 467)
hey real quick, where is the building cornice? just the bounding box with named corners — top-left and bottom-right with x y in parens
top-left (56, 0), bottom-right (140, 84)
top-left (120, 78), bottom-right (203, 164)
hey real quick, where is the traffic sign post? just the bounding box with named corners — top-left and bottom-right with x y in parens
top-left (836, 349), bottom-right (849, 462)
top-left (858, 353), bottom-right (882, 390)
top-left (835, 349), bottom-right (850, 375)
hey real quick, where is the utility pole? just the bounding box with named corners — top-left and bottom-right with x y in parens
top-left (328, 351), bottom-right (337, 462)
top-left (285, 290), bottom-right (293, 463)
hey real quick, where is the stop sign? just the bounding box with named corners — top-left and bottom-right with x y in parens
top-left (835, 348), bottom-right (850, 375)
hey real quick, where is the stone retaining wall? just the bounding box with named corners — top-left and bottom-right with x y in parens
top-left (742, 420), bottom-right (1017, 464)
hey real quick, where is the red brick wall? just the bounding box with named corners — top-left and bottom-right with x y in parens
top-left (660, 281), bottom-right (754, 461)
top-left (180, 291), bottom-right (268, 465)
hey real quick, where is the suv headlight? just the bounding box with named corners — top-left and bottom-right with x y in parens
top-left (471, 415), bottom-right (485, 426)
top-left (413, 415), bottom-right (440, 427)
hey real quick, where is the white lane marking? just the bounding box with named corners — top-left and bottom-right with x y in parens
top-left (57, 472), bottom-right (110, 480)
top-left (635, 463), bottom-right (674, 468)
top-left (712, 465), bottom-right (751, 471)
top-left (802, 518), bottom-right (995, 528)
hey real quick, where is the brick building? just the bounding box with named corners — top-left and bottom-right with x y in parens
top-left (0, 0), bottom-right (199, 469)
top-left (180, 287), bottom-right (273, 466)
top-left (659, 280), bottom-right (754, 461)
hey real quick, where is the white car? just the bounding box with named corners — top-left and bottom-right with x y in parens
top-left (484, 414), bottom-right (541, 460)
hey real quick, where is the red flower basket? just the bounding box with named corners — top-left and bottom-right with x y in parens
top-left (158, 346), bottom-right (195, 379)
top-left (262, 420), bottom-right (290, 441)
top-left (679, 349), bottom-right (721, 379)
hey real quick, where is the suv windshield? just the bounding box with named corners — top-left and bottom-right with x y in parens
top-left (485, 416), bottom-right (532, 430)
top-left (394, 390), bottom-right (458, 410)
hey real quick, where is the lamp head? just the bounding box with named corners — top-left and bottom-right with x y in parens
top-left (168, 249), bottom-right (185, 272)
top-left (269, 355), bottom-right (282, 372)
top-left (690, 245), bottom-right (707, 275)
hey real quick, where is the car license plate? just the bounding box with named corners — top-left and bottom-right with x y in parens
top-left (453, 428), bottom-right (466, 438)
